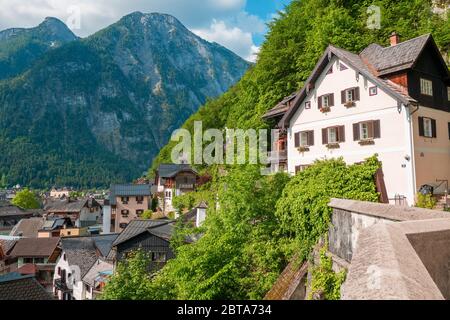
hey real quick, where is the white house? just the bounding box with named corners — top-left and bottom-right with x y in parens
top-left (264, 33), bottom-right (450, 206)
top-left (53, 234), bottom-right (118, 300)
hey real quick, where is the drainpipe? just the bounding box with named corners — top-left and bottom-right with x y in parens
top-left (406, 102), bottom-right (419, 206)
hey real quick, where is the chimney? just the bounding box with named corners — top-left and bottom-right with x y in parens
top-left (390, 32), bottom-right (400, 46)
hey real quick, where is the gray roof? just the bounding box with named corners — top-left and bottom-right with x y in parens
top-left (60, 238), bottom-right (99, 278)
top-left (44, 198), bottom-right (95, 213)
top-left (11, 237), bottom-right (60, 258)
top-left (109, 184), bottom-right (151, 205)
top-left (360, 34), bottom-right (431, 76)
top-left (82, 259), bottom-right (113, 287)
top-left (112, 220), bottom-right (174, 246)
top-left (9, 217), bottom-right (44, 238)
top-left (0, 205), bottom-right (32, 217)
top-left (60, 234), bottom-right (118, 277)
top-left (279, 43), bottom-right (419, 127)
top-left (93, 234), bottom-right (119, 257)
top-left (0, 239), bottom-right (17, 255)
top-left (0, 273), bottom-right (53, 300)
top-left (157, 164), bottom-right (198, 178)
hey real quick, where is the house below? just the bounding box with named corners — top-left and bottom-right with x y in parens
top-left (49, 188), bottom-right (72, 199)
top-left (0, 273), bottom-right (53, 300)
top-left (82, 259), bottom-right (114, 300)
top-left (109, 220), bottom-right (178, 272)
top-left (53, 234), bottom-right (118, 300)
top-left (44, 197), bottom-right (102, 228)
top-left (0, 202), bottom-right (42, 233)
top-left (9, 237), bottom-right (61, 292)
top-left (154, 164), bottom-right (200, 213)
top-left (106, 184), bottom-right (152, 233)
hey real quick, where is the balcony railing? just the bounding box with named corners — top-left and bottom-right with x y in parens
top-left (267, 150), bottom-right (287, 162)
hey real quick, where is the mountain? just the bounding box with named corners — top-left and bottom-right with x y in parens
top-left (0, 12), bottom-right (250, 188)
top-left (0, 17), bottom-right (78, 80)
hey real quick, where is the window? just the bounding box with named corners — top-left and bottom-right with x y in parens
top-left (318, 94), bottom-right (334, 109)
top-left (369, 86), bottom-right (378, 96)
top-left (294, 131), bottom-right (314, 148)
top-left (121, 210), bottom-right (129, 217)
top-left (328, 127), bottom-right (338, 143)
top-left (57, 267), bottom-right (61, 276)
top-left (360, 122), bottom-right (369, 140)
top-left (420, 78), bottom-right (433, 96)
top-left (322, 126), bottom-right (345, 144)
top-left (419, 117), bottom-right (436, 138)
top-left (300, 132), bottom-right (309, 147)
top-left (24, 258), bottom-right (33, 264)
top-left (323, 95), bottom-right (330, 107)
top-left (121, 196), bottom-right (129, 204)
top-left (423, 118), bottom-right (433, 137)
top-left (136, 209), bottom-right (144, 216)
top-left (353, 120), bottom-right (381, 141)
top-left (152, 252), bottom-right (167, 262)
top-left (136, 196), bottom-right (144, 204)
top-left (341, 87), bottom-right (360, 104)
top-left (305, 101), bottom-right (311, 109)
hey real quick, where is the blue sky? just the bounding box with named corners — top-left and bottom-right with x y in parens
top-left (0, 0), bottom-right (293, 61)
top-left (245, 0), bottom-right (291, 46)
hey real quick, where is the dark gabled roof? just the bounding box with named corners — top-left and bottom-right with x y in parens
top-left (92, 234), bottom-right (119, 257)
top-left (360, 34), bottom-right (448, 77)
top-left (147, 223), bottom-right (174, 241)
top-left (10, 217), bottom-right (44, 238)
top-left (0, 273), bottom-right (53, 300)
top-left (112, 220), bottom-right (174, 246)
top-left (10, 237), bottom-right (60, 258)
top-left (60, 237), bottom-right (98, 278)
top-left (44, 198), bottom-right (91, 213)
top-left (0, 239), bottom-right (17, 255)
top-left (157, 164), bottom-right (198, 179)
top-left (109, 184), bottom-right (151, 205)
top-left (0, 205), bottom-right (32, 217)
top-left (262, 93), bottom-right (297, 120)
top-left (279, 44), bottom-right (417, 128)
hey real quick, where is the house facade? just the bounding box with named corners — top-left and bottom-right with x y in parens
top-left (154, 164), bottom-right (199, 213)
top-left (44, 198), bottom-right (102, 228)
top-left (265, 33), bottom-right (450, 206)
top-left (109, 220), bottom-right (176, 272)
top-left (108, 184), bottom-right (152, 233)
top-left (9, 237), bottom-right (61, 291)
top-left (53, 234), bottom-right (117, 300)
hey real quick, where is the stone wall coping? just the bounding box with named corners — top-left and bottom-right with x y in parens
top-left (341, 218), bottom-right (450, 300)
top-left (329, 198), bottom-right (449, 222)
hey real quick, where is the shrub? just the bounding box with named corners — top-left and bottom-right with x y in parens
top-left (416, 193), bottom-right (437, 209)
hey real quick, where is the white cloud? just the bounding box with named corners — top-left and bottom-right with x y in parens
top-left (0, 0), bottom-right (264, 61)
top-left (193, 20), bottom-right (259, 62)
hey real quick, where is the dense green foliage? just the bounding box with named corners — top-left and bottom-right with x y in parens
top-left (416, 193), bottom-right (437, 209)
top-left (121, 0), bottom-right (450, 300)
top-left (308, 245), bottom-right (346, 300)
top-left (276, 156), bottom-right (381, 259)
top-left (100, 250), bottom-right (153, 300)
top-left (12, 188), bottom-right (41, 209)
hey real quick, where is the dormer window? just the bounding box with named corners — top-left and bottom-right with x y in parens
top-left (420, 78), bottom-right (433, 96)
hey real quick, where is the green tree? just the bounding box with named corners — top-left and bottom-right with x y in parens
top-left (12, 188), bottom-right (41, 209)
top-left (0, 174), bottom-right (7, 188)
top-left (101, 250), bottom-right (153, 300)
